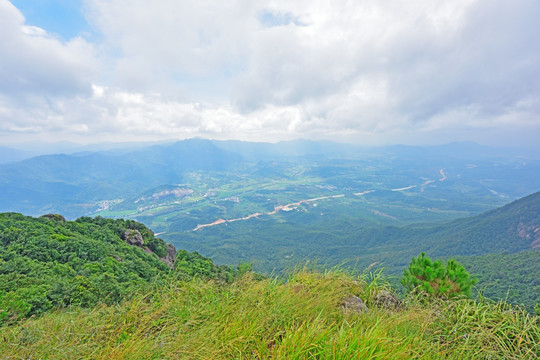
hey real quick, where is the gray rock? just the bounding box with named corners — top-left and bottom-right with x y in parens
top-left (123, 229), bottom-right (176, 268)
top-left (123, 229), bottom-right (144, 247)
top-left (160, 244), bottom-right (177, 268)
top-left (374, 290), bottom-right (401, 310)
top-left (341, 295), bottom-right (369, 313)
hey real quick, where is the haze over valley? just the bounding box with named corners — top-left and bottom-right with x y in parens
top-left (2, 139), bottom-right (539, 285)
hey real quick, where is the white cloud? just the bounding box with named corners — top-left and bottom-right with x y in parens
top-left (1, 0), bottom-right (539, 146)
top-left (83, 0), bottom-right (257, 96)
top-left (0, 1), bottom-right (97, 99)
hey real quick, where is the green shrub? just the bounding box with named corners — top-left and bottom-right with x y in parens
top-left (402, 252), bottom-right (477, 298)
top-left (147, 237), bottom-right (167, 258)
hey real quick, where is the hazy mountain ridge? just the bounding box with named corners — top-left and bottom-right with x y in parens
top-left (0, 146), bottom-right (34, 164)
top-left (0, 139), bottom-right (244, 217)
top-left (2, 139), bottom-right (538, 220)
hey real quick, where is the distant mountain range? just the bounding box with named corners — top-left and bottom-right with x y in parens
top-left (0, 145), bottom-right (33, 164)
top-left (1, 138), bottom-right (539, 219)
top-left (0, 139), bottom-right (242, 216)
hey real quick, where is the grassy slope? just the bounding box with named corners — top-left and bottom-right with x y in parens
top-left (1, 270), bottom-right (538, 359)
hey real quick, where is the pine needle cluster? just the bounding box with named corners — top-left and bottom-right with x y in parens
top-left (401, 252), bottom-right (477, 298)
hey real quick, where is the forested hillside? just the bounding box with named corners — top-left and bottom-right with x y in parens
top-left (0, 213), bottom-right (238, 322)
top-left (458, 250), bottom-right (540, 311)
top-left (168, 191), bottom-right (540, 309)
top-left (169, 191), bottom-right (540, 272)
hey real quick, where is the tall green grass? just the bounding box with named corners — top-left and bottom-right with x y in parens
top-left (1, 270), bottom-right (538, 359)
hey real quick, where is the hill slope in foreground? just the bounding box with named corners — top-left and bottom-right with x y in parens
top-left (1, 270), bottom-right (539, 359)
top-left (0, 212), bottom-right (539, 358)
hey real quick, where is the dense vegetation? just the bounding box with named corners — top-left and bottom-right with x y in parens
top-left (2, 199), bottom-right (538, 321)
top-left (165, 192), bottom-right (540, 309)
top-left (458, 250), bottom-right (540, 312)
top-left (0, 213), bottom-right (238, 322)
top-left (1, 270), bottom-right (538, 359)
top-left (1, 212), bottom-right (539, 358)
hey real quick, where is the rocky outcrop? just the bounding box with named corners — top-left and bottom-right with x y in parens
top-left (341, 295), bottom-right (369, 313)
top-left (160, 244), bottom-right (177, 268)
top-left (517, 223), bottom-right (540, 249)
top-left (123, 229), bottom-right (177, 268)
top-left (374, 290), bottom-right (401, 310)
top-left (123, 229), bottom-right (145, 247)
top-left (40, 213), bottom-right (66, 222)
top-left (341, 291), bottom-right (402, 314)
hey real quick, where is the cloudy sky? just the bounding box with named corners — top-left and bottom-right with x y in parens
top-left (1, 0), bottom-right (539, 147)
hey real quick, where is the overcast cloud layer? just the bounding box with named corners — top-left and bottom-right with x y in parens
top-left (1, 0), bottom-right (539, 146)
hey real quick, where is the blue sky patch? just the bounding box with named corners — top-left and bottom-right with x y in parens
top-left (10, 0), bottom-right (92, 40)
top-left (259, 10), bottom-right (304, 28)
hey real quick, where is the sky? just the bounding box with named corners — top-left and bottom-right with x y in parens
top-left (1, 0), bottom-right (539, 147)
